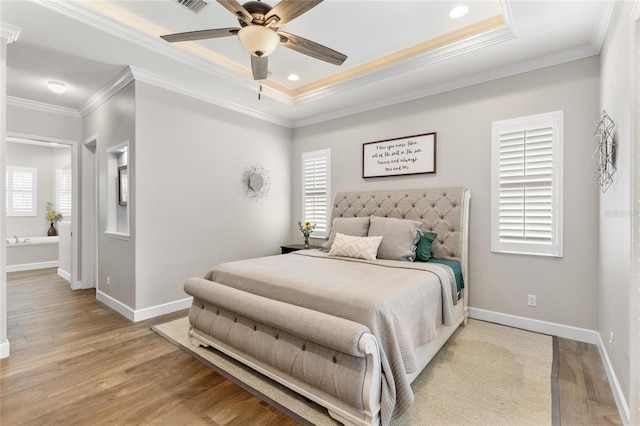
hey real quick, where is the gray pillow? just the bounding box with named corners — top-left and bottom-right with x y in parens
top-left (367, 216), bottom-right (422, 261)
top-left (321, 217), bottom-right (370, 252)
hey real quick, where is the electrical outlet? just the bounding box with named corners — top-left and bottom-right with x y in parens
top-left (106, 276), bottom-right (111, 286)
top-left (527, 294), bottom-right (537, 307)
top-left (608, 331), bottom-right (614, 350)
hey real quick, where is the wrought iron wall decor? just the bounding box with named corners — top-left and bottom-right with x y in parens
top-left (593, 110), bottom-right (616, 192)
top-left (242, 164), bottom-right (271, 200)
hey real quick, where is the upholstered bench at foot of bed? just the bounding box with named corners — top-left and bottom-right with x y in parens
top-left (184, 277), bottom-right (383, 426)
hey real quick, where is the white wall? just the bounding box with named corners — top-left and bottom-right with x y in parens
top-left (293, 57), bottom-right (600, 330)
top-left (598, 1), bottom-right (635, 412)
top-left (5, 142), bottom-right (71, 238)
top-left (134, 81), bottom-right (292, 310)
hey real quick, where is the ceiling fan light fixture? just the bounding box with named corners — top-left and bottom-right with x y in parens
top-left (47, 81), bottom-right (67, 94)
top-left (238, 25), bottom-right (280, 57)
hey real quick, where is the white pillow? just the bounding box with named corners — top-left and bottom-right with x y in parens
top-left (328, 233), bottom-right (383, 261)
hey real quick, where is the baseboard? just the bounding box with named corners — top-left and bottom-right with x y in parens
top-left (468, 307), bottom-right (599, 343)
top-left (132, 297), bottom-right (193, 322)
top-left (0, 339), bottom-right (10, 359)
top-left (57, 268), bottom-right (71, 283)
top-left (96, 290), bottom-right (135, 321)
top-left (96, 290), bottom-right (192, 323)
top-left (6, 261), bottom-right (59, 273)
top-left (468, 307), bottom-right (629, 425)
top-left (596, 333), bottom-right (631, 425)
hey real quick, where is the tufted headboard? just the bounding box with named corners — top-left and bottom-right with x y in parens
top-left (330, 187), bottom-right (471, 278)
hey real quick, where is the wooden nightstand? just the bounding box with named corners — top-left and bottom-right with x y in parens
top-left (280, 244), bottom-right (320, 254)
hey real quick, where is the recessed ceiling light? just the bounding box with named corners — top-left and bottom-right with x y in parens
top-left (47, 81), bottom-right (67, 94)
top-left (449, 5), bottom-right (469, 18)
top-left (287, 74), bottom-right (300, 82)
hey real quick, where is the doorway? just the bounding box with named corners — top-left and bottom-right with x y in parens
top-left (5, 133), bottom-right (79, 289)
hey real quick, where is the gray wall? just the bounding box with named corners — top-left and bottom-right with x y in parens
top-left (7, 106), bottom-right (82, 142)
top-left (598, 1), bottom-right (634, 408)
top-left (83, 81), bottom-right (136, 309)
top-left (293, 56), bottom-right (600, 330)
top-left (133, 81), bottom-right (292, 310)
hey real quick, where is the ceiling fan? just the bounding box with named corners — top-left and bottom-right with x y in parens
top-left (160, 0), bottom-right (348, 81)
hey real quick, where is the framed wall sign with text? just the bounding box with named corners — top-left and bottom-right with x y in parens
top-left (362, 132), bottom-right (436, 178)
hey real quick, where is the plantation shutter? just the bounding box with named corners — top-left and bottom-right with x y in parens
top-left (302, 149), bottom-right (331, 238)
top-left (56, 169), bottom-right (72, 216)
top-left (6, 166), bottom-right (38, 216)
top-left (491, 112), bottom-right (563, 257)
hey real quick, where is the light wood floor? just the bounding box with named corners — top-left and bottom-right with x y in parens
top-left (1, 268), bottom-right (622, 425)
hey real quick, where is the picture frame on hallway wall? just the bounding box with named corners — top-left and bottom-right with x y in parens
top-left (118, 165), bottom-right (128, 206)
top-left (362, 132), bottom-right (437, 178)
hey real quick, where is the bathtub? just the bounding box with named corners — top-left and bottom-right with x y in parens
top-left (6, 236), bottom-right (59, 272)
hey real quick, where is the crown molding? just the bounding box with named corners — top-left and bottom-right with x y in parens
top-left (6, 64), bottom-right (292, 127)
top-left (7, 131), bottom-right (77, 146)
top-left (293, 44), bottom-right (599, 129)
top-left (129, 66), bottom-right (293, 128)
top-left (591, 1), bottom-right (616, 52)
top-left (78, 66), bottom-right (134, 117)
top-left (6, 96), bottom-right (81, 118)
top-left (0, 22), bottom-right (21, 43)
top-left (7, 40), bottom-right (599, 131)
top-left (293, 25), bottom-right (516, 106)
top-left (499, 0), bottom-right (515, 33)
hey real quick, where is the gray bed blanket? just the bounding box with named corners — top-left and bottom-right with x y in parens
top-left (203, 250), bottom-right (456, 424)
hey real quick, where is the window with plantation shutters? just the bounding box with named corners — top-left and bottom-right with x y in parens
top-left (491, 111), bottom-right (563, 257)
top-left (302, 149), bottom-right (331, 238)
top-left (6, 166), bottom-right (37, 217)
top-left (56, 169), bottom-right (72, 216)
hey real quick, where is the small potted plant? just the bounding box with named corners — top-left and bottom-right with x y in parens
top-left (297, 220), bottom-right (316, 249)
top-left (45, 202), bottom-right (62, 236)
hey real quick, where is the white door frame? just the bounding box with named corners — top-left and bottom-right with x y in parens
top-left (81, 135), bottom-right (98, 290)
top-left (6, 132), bottom-right (80, 289)
top-left (631, 4), bottom-right (640, 425)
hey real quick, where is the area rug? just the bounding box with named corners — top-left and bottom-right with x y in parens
top-left (152, 318), bottom-right (556, 426)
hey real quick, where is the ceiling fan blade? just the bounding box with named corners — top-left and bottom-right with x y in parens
top-left (251, 55), bottom-right (268, 80)
top-left (265, 0), bottom-right (323, 27)
top-left (161, 28), bottom-right (239, 42)
top-left (278, 31), bottom-right (347, 66)
top-left (216, 0), bottom-right (254, 25)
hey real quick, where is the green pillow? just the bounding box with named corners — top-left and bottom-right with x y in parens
top-left (415, 231), bottom-right (437, 262)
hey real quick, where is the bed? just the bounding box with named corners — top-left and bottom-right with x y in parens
top-left (183, 187), bottom-right (471, 426)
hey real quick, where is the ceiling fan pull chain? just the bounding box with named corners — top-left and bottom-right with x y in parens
top-left (258, 83), bottom-right (262, 100)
